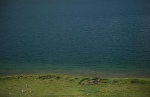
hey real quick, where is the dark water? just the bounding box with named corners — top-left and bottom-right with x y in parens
top-left (0, 0), bottom-right (150, 77)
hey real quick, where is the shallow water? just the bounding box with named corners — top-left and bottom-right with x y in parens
top-left (0, 0), bottom-right (150, 77)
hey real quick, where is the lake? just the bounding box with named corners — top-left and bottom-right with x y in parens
top-left (0, 0), bottom-right (150, 77)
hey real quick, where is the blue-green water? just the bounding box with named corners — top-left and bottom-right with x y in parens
top-left (0, 0), bottom-right (150, 77)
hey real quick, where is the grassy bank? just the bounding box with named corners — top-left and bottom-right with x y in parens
top-left (0, 74), bottom-right (150, 97)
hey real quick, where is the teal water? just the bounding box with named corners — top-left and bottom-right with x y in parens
top-left (0, 0), bottom-right (150, 77)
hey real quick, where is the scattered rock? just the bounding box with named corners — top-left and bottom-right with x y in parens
top-left (22, 90), bottom-right (26, 93)
top-left (17, 76), bottom-right (23, 79)
top-left (39, 75), bottom-right (56, 80)
top-left (26, 83), bottom-right (28, 88)
top-left (38, 75), bottom-right (61, 80)
top-left (79, 77), bottom-right (107, 85)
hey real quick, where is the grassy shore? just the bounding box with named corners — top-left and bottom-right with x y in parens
top-left (0, 74), bottom-right (150, 97)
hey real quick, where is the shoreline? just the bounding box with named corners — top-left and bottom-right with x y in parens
top-left (1, 63), bottom-right (149, 78)
top-left (0, 70), bottom-right (150, 78)
top-left (0, 72), bottom-right (150, 79)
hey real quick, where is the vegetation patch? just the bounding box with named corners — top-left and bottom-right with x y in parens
top-left (38, 75), bottom-right (61, 80)
top-left (79, 77), bottom-right (107, 85)
top-left (130, 79), bottom-right (150, 85)
top-left (0, 74), bottom-right (150, 97)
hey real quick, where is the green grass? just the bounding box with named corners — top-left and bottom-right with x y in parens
top-left (0, 74), bottom-right (150, 97)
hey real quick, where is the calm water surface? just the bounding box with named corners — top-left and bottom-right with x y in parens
top-left (0, 0), bottom-right (150, 77)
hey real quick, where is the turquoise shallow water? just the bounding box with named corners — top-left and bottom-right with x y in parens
top-left (0, 0), bottom-right (150, 77)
